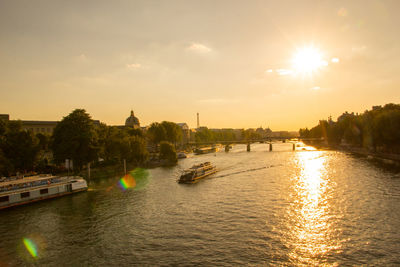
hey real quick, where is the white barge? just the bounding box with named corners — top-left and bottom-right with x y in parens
top-left (0, 175), bottom-right (88, 210)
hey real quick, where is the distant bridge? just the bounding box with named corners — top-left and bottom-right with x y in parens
top-left (188, 137), bottom-right (324, 152)
top-left (188, 137), bottom-right (324, 146)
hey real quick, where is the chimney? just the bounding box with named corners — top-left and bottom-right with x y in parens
top-left (197, 113), bottom-right (200, 128)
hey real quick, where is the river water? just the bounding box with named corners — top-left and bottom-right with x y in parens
top-left (1, 143), bottom-right (400, 266)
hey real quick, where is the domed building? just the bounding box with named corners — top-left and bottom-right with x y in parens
top-left (125, 110), bottom-right (140, 129)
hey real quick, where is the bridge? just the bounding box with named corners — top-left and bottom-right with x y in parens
top-left (188, 137), bottom-right (324, 152)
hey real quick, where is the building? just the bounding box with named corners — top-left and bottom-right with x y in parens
top-left (177, 123), bottom-right (190, 144)
top-left (0, 114), bottom-right (9, 121)
top-left (22, 120), bottom-right (58, 134)
top-left (125, 110), bottom-right (140, 129)
top-left (0, 114), bottom-right (100, 135)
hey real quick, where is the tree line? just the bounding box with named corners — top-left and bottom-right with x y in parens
top-left (193, 127), bottom-right (266, 143)
top-left (0, 109), bottom-right (182, 176)
top-left (299, 103), bottom-right (400, 153)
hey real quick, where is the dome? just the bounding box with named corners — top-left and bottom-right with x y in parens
top-left (125, 110), bottom-right (140, 128)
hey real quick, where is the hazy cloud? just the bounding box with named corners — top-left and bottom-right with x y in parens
top-left (187, 43), bottom-right (212, 53)
top-left (276, 69), bottom-right (294, 76)
top-left (73, 54), bottom-right (89, 64)
top-left (126, 63), bottom-right (142, 70)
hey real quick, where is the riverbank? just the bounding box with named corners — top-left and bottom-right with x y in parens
top-left (304, 141), bottom-right (400, 167)
top-left (338, 146), bottom-right (400, 167)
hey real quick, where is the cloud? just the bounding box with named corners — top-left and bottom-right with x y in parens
top-left (331, 58), bottom-right (340, 63)
top-left (126, 63), bottom-right (142, 70)
top-left (276, 69), bottom-right (294, 76)
top-left (187, 43), bottom-right (212, 53)
top-left (311, 86), bottom-right (321, 90)
top-left (72, 53), bottom-right (89, 64)
top-left (78, 54), bottom-right (87, 61)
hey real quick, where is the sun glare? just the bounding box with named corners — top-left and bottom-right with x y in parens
top-left (292, 46), bottom-right (326, 75)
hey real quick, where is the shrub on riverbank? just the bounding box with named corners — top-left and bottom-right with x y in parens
top-left (159, 141), bottom-right (177, 165)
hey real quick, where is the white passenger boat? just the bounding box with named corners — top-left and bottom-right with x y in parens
top-left (0, 174), bottom-right (88, 210)
top-left (178, 162), bottom-right (217, 183)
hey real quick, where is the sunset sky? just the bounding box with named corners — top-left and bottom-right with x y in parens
top-left (1, 0), bottom-right (400, 130)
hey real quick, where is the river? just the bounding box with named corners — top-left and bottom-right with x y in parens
top-left (1, 143), bottom-right (400, 266)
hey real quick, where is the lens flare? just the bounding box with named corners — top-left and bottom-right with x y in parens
top-left (118, 174), bottom-right (136, 191)
top-left (23, 238), bottom-right (38, 258)
top-left (130, 168), bottom-right (149, 190)
top-left (117, 168), bottom-right (150, 191)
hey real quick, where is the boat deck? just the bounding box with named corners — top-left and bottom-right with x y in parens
top-left (0, 176), bottom-right (80, 196)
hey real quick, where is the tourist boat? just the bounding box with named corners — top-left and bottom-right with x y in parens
top-left (0, 174), bottom-right (88, 210)
top-left (194, 147), bottom-right (218, 155)
top-left (178, 162), bottom-right (217, 183)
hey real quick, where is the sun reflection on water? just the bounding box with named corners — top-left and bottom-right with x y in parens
top-left (287, 151), bottom-right (340, 265)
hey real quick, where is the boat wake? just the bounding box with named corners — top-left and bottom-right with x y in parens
top-left (213, 164), bottom-right (283, 179)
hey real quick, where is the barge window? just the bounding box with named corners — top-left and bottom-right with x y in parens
top-left (21, 192), bottom-right (30, 198)
top-left (0, 196), bottom-right (9, 202)
top-left (40, 188), bottom-right (48, 194)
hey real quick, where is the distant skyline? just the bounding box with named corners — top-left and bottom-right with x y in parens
top-left (1, 0), bottom-right (400, 130)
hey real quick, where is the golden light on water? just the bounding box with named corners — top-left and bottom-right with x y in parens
top-left (288, 152), bottom-right (340, 265)
top-left (292, 46), bottom-right (327, 75)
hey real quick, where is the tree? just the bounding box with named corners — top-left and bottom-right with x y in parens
top-left (51, 109), bottom-right (98, 172)
top-left (147, 122), bottom-right (166, 144)
top-left (0, 149), bottom-right (12, 176)
top-left (243, 129), bottom-right (260, 141)
top-left (1, 121), bottom-right (39, 173)
top-left (36, 133), bottom-right (50, 151)
top-left (129, 135), bottom-right (149, 164)
top-left (195, 127), bottom-right (213, 142)
top-left (96, 125), bottom-right (149, 165)
top-left (159, 141), bottom-right (177, 164)
top-left (161, 121), bottom-right (182, 145)
top-left (372, 109), bottom-right (400, 152)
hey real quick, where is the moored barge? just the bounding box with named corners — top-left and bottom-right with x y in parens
top-left (0, 175), bottom-right (88, 210)
top-left (194, 147), bottom-right (218, 155)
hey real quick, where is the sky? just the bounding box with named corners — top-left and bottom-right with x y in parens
top-left (1, 0), bottom-right (400, 130)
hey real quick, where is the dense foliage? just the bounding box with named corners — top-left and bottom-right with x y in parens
top-left (159, 141), bottom-right (177, 164)
top-left (299, 104), bottom-right (400, 153)
top-left (0, 109), bottom-right (159, 176)
top-left (147, 121), bottom-right (182, 145)
top-left (51, 109), bottom-right (98, 172)
top-left (0, 121), bottom-right (40, 176)
top-left (195, 127), bottom-right (244, 142)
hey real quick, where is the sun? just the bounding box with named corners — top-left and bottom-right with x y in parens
top-left (292, 46), bottom-right (327, 75)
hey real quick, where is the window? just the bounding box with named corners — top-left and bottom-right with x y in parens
top-left (21, 192), bottom-right (30, 198)
top-left (0, 196), bottom-right (9, 202)
top-left (40, 188), bottom-right (48, 194)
